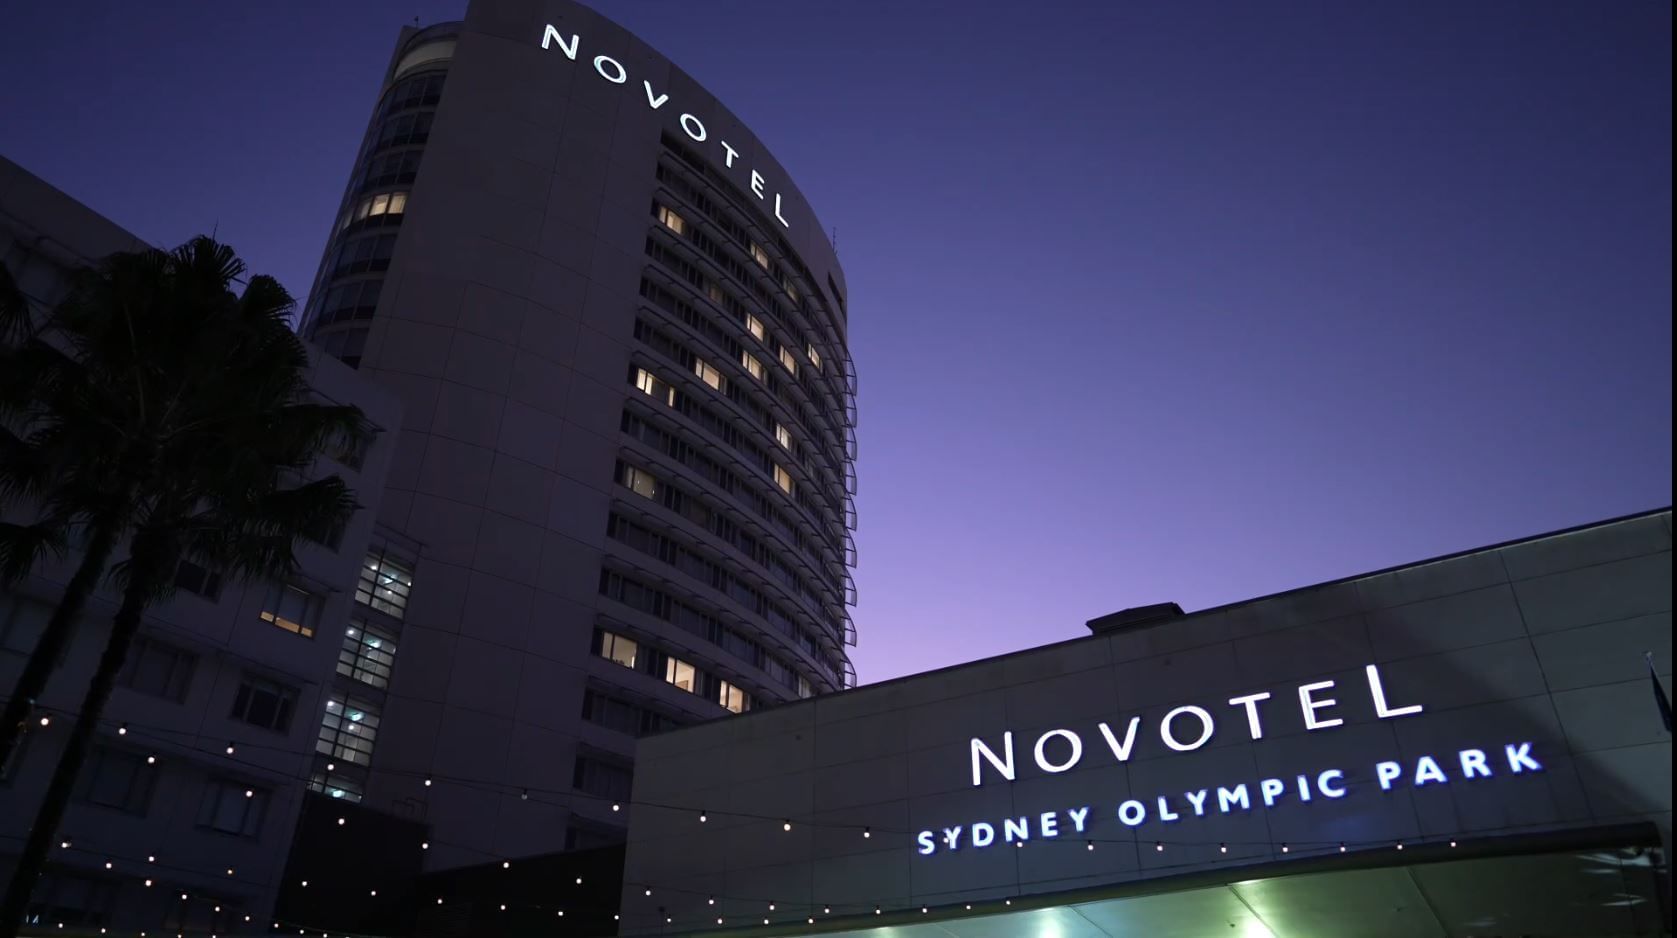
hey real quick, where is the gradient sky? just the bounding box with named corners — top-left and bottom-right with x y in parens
top-left (1, 1), bottom-right (1669, 684)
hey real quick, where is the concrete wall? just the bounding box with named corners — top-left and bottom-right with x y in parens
top-left (619, 510), bottom-right (1673, 932)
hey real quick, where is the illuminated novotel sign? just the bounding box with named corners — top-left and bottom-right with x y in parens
top-left (539, 25), bottom-right (793, 230)
top-left (915, 663), bottom-right (1545, 856)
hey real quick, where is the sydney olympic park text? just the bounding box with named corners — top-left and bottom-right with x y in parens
top-left (915, 664), bottom-right (1546, 857)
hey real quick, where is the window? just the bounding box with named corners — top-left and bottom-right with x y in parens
top-left (317, 694), bottom-right (380, 765)
top-left (197, 779), bottom-right (268, 838)
top-left (581, 689), bottom-right (640, 735)
top-left (356, 550), bottom-right (414, 620)
top-left (741, 351), bottom-right (764, 381)
top-left (572, 755), bottom-right (633, 800)
top-left (655, 204), bottom-right (686, 235)
top-left (231, 674), bottom-right (298, 733)
top-left (598, 630), bottom-right (638, 669)
top-left (329, 233), bottom-right (398, 277)
top-left (748, 242), bottom-right (770, 270)
top-left (174, 560), bottom-right (223, 600)
top-left (706, 282), bottom-right (725, 305)
top-left (391, 39), bottom-right (455, 81)
top-left (797, 674), bottom-right (813, 700)
top-left (718, 680), bottom-right (749, 714)
top-left (806, 344), bottom-right (822, 369)
top-left (337, 620), bottom-right (397, 689)
top-left (23, 872), bottom-right (116, 929)
top-left (784, 278), bottom-right (800, 303)
top-left (0, 598), bottom-right (48, 655)
top-left (317, 325), bottom-right (369, 369)
top-left (308, 770), bottom-right (364, 803)
top-left (745, 314), bottom-right (766, 341)
top-left (663, 656), bottom-right (697, 693)
top-left (693, 358), bottom-right (724, 391)
top-left (778, 345), bottom-right (798, 375)
top-left (622, 465), bottom-right (658, 499)
top-left (120, 636), bottom-right (197, 702)
top-left (78, 747), bottom-right (155, 815)
top-left (773, 464), bottom-right (794, 495)
top-left (634, 367), bottom-right (675, 405)
top-left (260, 583), bottom-right (319, 638)
top-left (774, 423), bottom-right (792, 450)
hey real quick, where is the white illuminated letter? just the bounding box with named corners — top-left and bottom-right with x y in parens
top-left (1259, 778), bottom-right (1285, 807)
top-left (1067, 807), bottom-right (1090, 832)
top-left (1160, 705), bottom-right (1215, 752)
top-left (750, 170), bottom-right (767, 199)
top-left (1156, 796), bottom-right (1180, 822)
top-left (1097, 718), bottom-right (1141, 762)
top-left (971, 822), bottom-right (995, 848)
top-left (540, 25), bottom-right (579, 59)
top-left (1003, 818), bottom-right (1029, 843)
top-left (679, 113), bottom-right (707, 142)
top-left (1217, 785), bottom-right (1250, 812)
top-left (1366, 664), bottom-right (1424, 718)
top-left (1117, 801), bottom-right (1146, 827)
top-left (1296, 774), bottom-right (1313, 802)
top-left (1505, 742), bottom-right (1542, 773)
top-left (1033, 729), bottom-right (1083, 774)
top-left (941, 826), bottom-right (963, 849)
top-left (774, 192), bottom-right (790, 229)
top-left (1227, 692), bottom-right (1272, 740)
top-left (1375, 760), bottom-right (1402, 790)
top-left (1039, 812), bottom-right (1059, 838)
top-left (1298, 680), bottom-right (1344, 730)
top-left (1413, 756), bottom-right (1447, 786)
top-left (592, 55), bottom-right (627, 84)
top-left (1459, 748), bottom-right (1491, 779)
top-left (916, 831), bottom-right (935, 856)
top-left (1184, 789), bottom-right (1210, 816)
top-left (970, 733), bottom-right (1014, 787)
top-left (1317, 769), bottom-right (1347, 798)
top-left (641, 81), bottom-right (669, 109)
top-left (720, 140), bottom-right (740, 168)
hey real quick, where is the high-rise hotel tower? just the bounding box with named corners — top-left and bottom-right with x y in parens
top-left (296, 0), bottom-right (856, 869)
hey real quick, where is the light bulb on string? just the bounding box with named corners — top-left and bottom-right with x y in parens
top-left (863, 827), bottom-right (871, 838)
top-left (424, 777), bottom-right (432, 787)
top-left (225, 743), bottom-right (235, 755)
top-left (38, 715), bottom-right (49, 727)
top-left (1087, 841), bottom-right (1094, 851)
top-left (698, 810), bottom-right (707, 822)
top-left (520, 789), bottom-right (529, 801)
top-left (782, 820), bottom-right (792, 831)
top-left (1155, 841), bottom-right (1164, 852)
top-left (1281, 844), bottom-right (1290, 853)
top-left (118, 724), bottom-right (128, 735)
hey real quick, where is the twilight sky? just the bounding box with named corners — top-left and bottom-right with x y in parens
top-left (1, 1), bottom-right (1669, 684)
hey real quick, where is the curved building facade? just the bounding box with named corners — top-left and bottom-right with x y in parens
top-left (298, 0), bottom-right (857, 869)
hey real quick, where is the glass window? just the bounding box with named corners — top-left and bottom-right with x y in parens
top-left (745, 314), bottom-right (766, 341)
top-left (392, 39), bottom-right (455, 81)
top-left (718, 680), bottom-right (749, 714)
top-left (370, 193), bottom-right (390, 216)
top-left (706, 283), bottom-right (726, 305)
top-left (773, 464), bottom-right (794, 495)
top-left (784, 278), bottom-right (800, 303)
top-left (778, 346), bottom-right (798, 375)
top-left (598, 630), bottom-right (638, 669)
top-left (197, 779), bottom-right (267, 838)
top-left (231, 674), bottom-right (298, 733)
top-left (174, 560), bottom-right (224, 600)
top-left (623, 465), bottom-right (658, 499)
top-left (693, 358), bottom-right (723, 391)
top-left (78, 747), bottom-right (155, 815)
top-left (317, 694), bottom-right (380, 765)
top-left (120, 636), bottom-right (197, 702)
top-left (260, 583), bottom-right (318, 638)
top-left (388, 192), bottom-right (408, 215)
top-left (748, 242), bottom-right (770, 270)
top-left (775, 423), bottom-right (792, 450)
top-left (741, 351), bottom-right (764, 381)
top-left (806, 344), bottom-right (822, 369)
top-left (797, 674), bottom-right (813, 699)
top-left (308, 770), bottom-right (364, 804)
top-left (357, 549), bottom-right (414, 620)
top-left (572, 756), bottom-right (633, 800)
top-left (0, 597), bottom-right (49, 655)
top-left (656, 204), bottom-right (686, 235)
top-left (337, 620), bottom-right (397, 689)
top-left (663, 656), bottom-right (696, 693)
top-left (22, 872), bottom-right (117, 928)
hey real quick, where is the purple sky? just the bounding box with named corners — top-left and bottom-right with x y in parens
top-left (2, 1), bottom-right (1669, 684)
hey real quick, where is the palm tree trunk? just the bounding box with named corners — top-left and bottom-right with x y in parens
top-left (0, 576), bottom-right (146, 938)
top-left (0, 520), bottom-right (120, 770)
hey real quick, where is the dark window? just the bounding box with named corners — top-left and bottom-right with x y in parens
top-left (23, 871), bottom-right (117, 928)
top-left (197, 778), bottom-right (269, 838)
top-left (120, 636), bottom-right (197, 702)
top-left (317, 326), bottom-right (369, 369)
top-left (572, 755), bottom-right (633, 801)
top-left (0, 596), bottom-right (49, 656)
top-left (173, 560), bottom-right (224, 600)
top-left (78, 747), bottom-right (155, 815)
top-left (231, 674), bottom-right (298, 733)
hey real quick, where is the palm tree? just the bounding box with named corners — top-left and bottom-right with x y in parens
top-left (0, 238), bottom-right (368, 937)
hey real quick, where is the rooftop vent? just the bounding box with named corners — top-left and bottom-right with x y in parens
top-left (1086, 602), bottom-right (1186, 635)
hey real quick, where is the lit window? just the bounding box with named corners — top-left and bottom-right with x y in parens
top-left (317, 694), bottom-right (380, 766)
top-left (623, 466), bottom-right (658, 499)
top-left (707, 283), bottom-right (725, 305)
top-left (370, 193), bottom-right (390, 216)
top-left (718, 681), bottom-right (749, 714)
top-left (745, 314), bottom-right (766, 341)
top-left (308, 771), bottom-right (364, 804)
top-left (784, 279), bottom-right (799, 303)
top-left (356, 551), bottom-right (413, 620)
top-left (337, 620), bottom-right (397, 689)
top-left (664, 657), bottom-right (697, 693)
top-left (775, 423), bottom-right (792, 450)
top-left (197, 779), bottom-right (268, 838)
top-left (259, 584), bottom-right (319, 638)
top-left (797, 675), bottom-right (813, 699)
top-left (692, 358), bottom-right (723, 391)
top-left (748, 242), bottom-right (769, 270)
top-left (599, 630), bottom-right (638, 669)
top-left (387, 192), bottom-right (408, 215)
top-left (806, 344), bottom-right (822, 369)
top-left (778, 346), bottom-right (798, 375)
top-left (773, 465), bottom-right (794, 494)
top-left (741, 351), bottom-right (764, 381)
top-left (656, 204), bottom-right (686, 235)
top-left (635, 367), bottom-right (675, 405)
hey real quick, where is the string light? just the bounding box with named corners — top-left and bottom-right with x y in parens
top-left (698, 811), bottom-right (707, 822)
top-left (424, 778), bottom-right (432, 787)
top-left (1086, 841), bottom-right (1094, 851)
top-left (863, 827), bottom-right (871, 838)
top-left (707, 897), bottom-right (715, 906)
top-left (146, 755), bottom-right (156, 764)
top-left (782, 820), bottom-right (792, 831)
top-left (336, 818), bottom-right (345, 826)
top-left (1220, 843), bottom-right (1228, 853)
top-left (118, 723), bottom-right (128, 735)
top-left (39, 715), bottom-right (49, 727)
top-left (421, 842), bottom-right (429, 850)
top-left (1339, 843), bottom-right (1347, 852)
top-left (1449, 840), bottom-right (1458, 848)
top-left (502, 861), bottom-right (511, 869)
top-left (224, 743), bottom-right (235, 755)
top-left (1396, 842), bottom-right (1405, 851)
top-left (1155, 841), bottom-right (1164, 852)
top-left (520, 789), bottom-right (529, 800)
